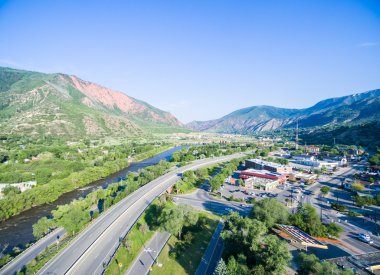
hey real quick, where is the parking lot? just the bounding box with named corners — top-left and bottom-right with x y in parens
top-left (219, 182), bottom-right (313, 206)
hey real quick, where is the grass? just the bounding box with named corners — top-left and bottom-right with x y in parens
top-left (18, 234), bottom-right (75, 274)
top-left (105, 201), bottom-right (161, 275)
top-left (150, 212), bottom-right (220, 275)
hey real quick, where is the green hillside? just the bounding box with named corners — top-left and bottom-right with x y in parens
top-left (0, 67), bottom-right (185, 139)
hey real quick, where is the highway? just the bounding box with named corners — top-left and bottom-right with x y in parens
top-left (0, 228), bottom-right (65, 275)
top-left (38, 153), bottom-right (246, 275)
top-left (126, 231), bottom-right (170, 275)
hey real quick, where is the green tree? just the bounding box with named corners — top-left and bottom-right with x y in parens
top-left (326, 222), bottom-right (344, 238)
top-left (158, 204), bottom-right (198, 239)
top-left (320, 186), bottom-right (330, 196)
top-left (353, 195), bottom-right (374, 207)
top-left (2, 185), bottom-right (21, 196)
top-left (351, 183), bottom-right (364, 192)
top-left (32, 217), bottom-right (52, 239)
top-left (256, 235), bottom-right (292, 274)
top-left (290, 204), bottom-right (326, 237)
top-left (214, 258), bottom-right (227, 275)
top-left (222, 212), bottom-right (267, 264)
top-left (59, 206), bottom-right (91, 235)
top-left (297, 252), bottom-right (353, 275)
top-left (238, 178), bottom-right (245, 187)
top-left (251, 198), bottom-right (289, 228)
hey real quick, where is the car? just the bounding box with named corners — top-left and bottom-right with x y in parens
top-left (357, 233), bottom-right (374, 244)
top-left (225, 207), bottom-right (233, 212)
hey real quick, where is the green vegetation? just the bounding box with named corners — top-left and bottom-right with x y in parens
top-left (16, 235), bottom-right (75, 275)
top-left (331, 203), bottom-right (346, 212)
top-left (159, 204), bottom-right (199, 240)
top-left (173, 167), bottom-right (214, 194)
top-left (220, 212), bottom-right (291, 275)
top-left (347, 210), bottom-right (360, 217)
top-left (209, 159), bottom-right (243, 191)
top-left (296, 252), bottom-right (353, 275)
top-left (320, 186), bottom-right (330, 195)
top-left (299, 122), bottom-right (380, 149)
top-left (0, 137), bottom-right (171, 221)
top-left (251, 198), bottom-right (289, 228)
top-left (290, 204), bottom-right (343, 238)
top-left (31, 159), bottom-right (173, 240)
top-left (353, 195), bottom-right (374, 207)
top-left (351, 183), bottom-right (365, 192)
top-left (105, 201), bottom-right (158, 274)
top-left (369, 149), bottom-right (380, 165)
top-left (151, 211), bottom-right (220, 275)
top-left (266, 156), bottom-right (289, 165)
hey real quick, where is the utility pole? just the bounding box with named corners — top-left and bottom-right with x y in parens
top-left (333, 138), bottom-right (336, 147)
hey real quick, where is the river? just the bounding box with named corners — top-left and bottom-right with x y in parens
top-left (0, 146), bottom-right (182, 252)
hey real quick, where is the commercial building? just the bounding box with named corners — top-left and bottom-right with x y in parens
top-left (288, 172), bottom-right (317, 183)
top-left (292, 155), bottom-right (340, 168)
top-left (305, 146), bottom-right (320, 154)
top-left (238, 169), bottom-right (286, 190)
top-left (245, 159), bottom-right (293, 173)
top-left (243, 176), bottom-right (279, 191)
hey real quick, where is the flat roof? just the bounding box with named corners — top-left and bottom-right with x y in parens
top-left (241, 169), bottom-right (285, 177)
top-left (246, 159), bottom-right (292, 169)
top-left (277, 224), bottom-right (328, 249)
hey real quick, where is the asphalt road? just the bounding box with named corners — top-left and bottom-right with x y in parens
top-left (126, 231), bottom-right (170, 275)
top-left (195, 221), bottom-right (224, 275)
top-left (299, 166), bottom-right (380, 254)
top-left (38, 153), bottom-right (246, 275)
top-left (0, 228), bottom-right (65, 275)
top-left (173, 180), bottom-right (253, 216)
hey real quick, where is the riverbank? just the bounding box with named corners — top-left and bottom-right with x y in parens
top-left (0, 146), bottom-right (181, 253)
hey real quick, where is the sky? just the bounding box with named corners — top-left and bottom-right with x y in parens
top-left (0, 0), bottom-right (379, 123)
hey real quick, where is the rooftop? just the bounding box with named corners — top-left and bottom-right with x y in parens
top-left (246, 158), bottom-right (292, 169)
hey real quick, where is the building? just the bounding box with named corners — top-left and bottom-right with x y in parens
top-left (292, 155), bottom-right (340, 168)
top-left (0, 181), bottom-right (37, 194)
top-left (245, 159), bottom-right (293, 173)
top-left (305, 146), bottom-right (320, 154)
top-left (238, 169), bottom-right (286, 190)
top-left (328, 251), bottom-right (380, 275)
top-left (244, 176), bottom-right (279, 191)
top-left (288, 172), bottom-right (317, 183)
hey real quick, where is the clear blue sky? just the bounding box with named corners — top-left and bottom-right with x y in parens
top-left (0, 0), bottom-right (379, 123)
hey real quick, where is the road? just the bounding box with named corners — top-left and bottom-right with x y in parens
top-left (0, 228), bottom-right (65, 275)
top-left (173, 181), bottom-right (252, 216)
top-left (126, 231), bottom-right (170, 275)
top-left (38, 153), bottom-right (246, 275)
top-left (298, 166), bottom-right (380, 254)
top-left (195, 221), bottom-right (224, 275)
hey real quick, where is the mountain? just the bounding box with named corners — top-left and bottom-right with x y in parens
top-left (187, 89), bottom-right (380, 134)
top-left (0, 67), bottom-right (183, 138)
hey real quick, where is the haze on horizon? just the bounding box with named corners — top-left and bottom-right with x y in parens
top-left (0, 0), bottom-right (379, 123)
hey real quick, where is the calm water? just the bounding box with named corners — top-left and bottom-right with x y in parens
top-left (0, 146), bottom-right (182, 252)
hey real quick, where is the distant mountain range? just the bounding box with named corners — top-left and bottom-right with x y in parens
top-left (0, 67), bottom-right (184, 138)
top-left (187, 89), bottom-right (380, 134)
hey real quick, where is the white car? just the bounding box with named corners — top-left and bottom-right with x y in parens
top-left (357, 233), bottom-right (374, 244)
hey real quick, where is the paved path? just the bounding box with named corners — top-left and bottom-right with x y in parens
top-left (0, 228), bottom-right (65, 275)
top-left (125, 231), bottom-right (170, 275)
top-left (38, 153), bottom-right (247, 275)
top-left (195, 221), bottom-right (224, 275)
